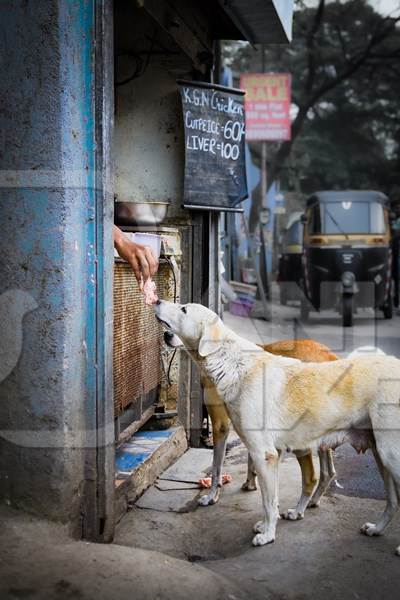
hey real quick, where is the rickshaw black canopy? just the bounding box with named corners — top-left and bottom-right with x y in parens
top-left (306, 191), bottom-right (389, 236)
top-left (306, 191), bottom-right (389, 207)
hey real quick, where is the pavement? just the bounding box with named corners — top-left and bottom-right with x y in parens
top-left (115, 439), bottom-right (400, 600)
top-left (1, 293), bottom-right (400, 599)
top-left (0, 504), bottom-right (244, 600)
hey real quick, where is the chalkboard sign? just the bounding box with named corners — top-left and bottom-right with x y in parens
top-left (178, 80), bottom-right (247, 212)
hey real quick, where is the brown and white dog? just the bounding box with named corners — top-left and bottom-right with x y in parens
top-left (156, 300), bottom-right (400, 554)
top-left (165, 330), bottom-right (338, 518)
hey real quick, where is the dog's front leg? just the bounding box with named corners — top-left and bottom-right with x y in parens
top-left (199, 380), bottom-right (230, 506)
top-left (198, 426), bottom-right (229, 506)
top-left (251, 450), bottom-right (280, 546)
top-left (241, 453), bottom-right (258, 492)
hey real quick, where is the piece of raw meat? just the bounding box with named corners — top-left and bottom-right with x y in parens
top-left (198, 474), bottom-right (232, 489)
top-left (142, 278), bottom-right (158, 305)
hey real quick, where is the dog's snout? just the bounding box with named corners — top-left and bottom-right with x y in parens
top-left (155, 299), bottom-right (161, 305)
top-left (164, 331), bottom-right (173, 342)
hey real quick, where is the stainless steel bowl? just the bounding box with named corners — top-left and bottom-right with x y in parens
top-left (114, 201), bottom-right (170, 226)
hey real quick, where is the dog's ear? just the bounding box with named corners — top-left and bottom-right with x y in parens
top-left (198, 319), bottom-right (224, 357)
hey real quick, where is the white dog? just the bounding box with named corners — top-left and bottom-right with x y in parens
top-left (155, 300), bottom-right (400, 554)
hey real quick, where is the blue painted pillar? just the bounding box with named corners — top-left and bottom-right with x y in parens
top-left (0, 1), bottom-right (114, 539)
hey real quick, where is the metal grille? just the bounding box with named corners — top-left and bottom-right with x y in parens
top-left (113, 262), bottom-right (166, 418)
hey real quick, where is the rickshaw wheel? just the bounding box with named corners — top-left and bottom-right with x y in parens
top-left (342, 295), bottom-right (353, 327)
top-left (300, 297), bottom-right (309, 322)
top-left (280, 286), bottom-right (288, 306)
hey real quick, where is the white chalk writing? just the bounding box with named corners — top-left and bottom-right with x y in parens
top-left (182, 88), bottom-right (243, 116)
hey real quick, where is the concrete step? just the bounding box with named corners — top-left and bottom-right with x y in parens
top-left (132, 447), bottom-right (214, 513)
top-left (115, 425), bottom-right (187, 524)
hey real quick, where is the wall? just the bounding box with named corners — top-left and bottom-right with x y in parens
top-left (114, 61), bottom-right (185, 217)
top-left (113, 2), bottom-right (192, 222)
top-left (0, 0), bottom-right (114, 538)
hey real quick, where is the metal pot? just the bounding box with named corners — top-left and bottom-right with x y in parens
top-left (114, 201), bottom-right (170, 226)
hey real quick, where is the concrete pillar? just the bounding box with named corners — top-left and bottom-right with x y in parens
top-left (0, 0), bottom-right (114, 540)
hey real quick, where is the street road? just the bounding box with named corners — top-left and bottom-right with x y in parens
top-left (226, 290), bottom-right (400, 503)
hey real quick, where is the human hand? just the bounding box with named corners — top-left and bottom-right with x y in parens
top-left (113, 226), bottom-right (158, 285)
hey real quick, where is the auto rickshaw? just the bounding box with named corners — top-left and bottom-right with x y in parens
top-left (277, 212), bottom-right (303, 305)
top-left (301, 191), bottom-right (393, 327)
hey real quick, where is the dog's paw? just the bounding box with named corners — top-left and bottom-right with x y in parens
top-left (360, 522), bottom-right (382, 537)
top-left (241, 480), bottom-right (257, 492)
top-left (281, 508), bottom-right (304, 521)
top-left (198, 489), bottom-right (220, 506)
top-left (252, 533), bottom-right (275, 547)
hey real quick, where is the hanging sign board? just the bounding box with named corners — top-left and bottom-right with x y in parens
top-left (178, 80), bottom-right (247, 212)
top-left (240, 73), bottom-right (291, 141)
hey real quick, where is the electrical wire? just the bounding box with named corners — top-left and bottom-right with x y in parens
top-left (115, 28), bottom-right (157, 87)
top-left (164, 255), bottom-right (177, 302)
top-left (115, 51), bottom-right (144, 87)
top-left (163, 256), bottom-right (178, 387)
top-left (166, 348), bottom-right (177, 387)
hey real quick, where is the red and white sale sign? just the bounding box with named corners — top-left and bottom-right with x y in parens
top-left (240, 73), bottom-right (291, 141)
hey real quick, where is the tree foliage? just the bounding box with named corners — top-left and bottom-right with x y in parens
top-left (224, 0), bottom-right (400, 228)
